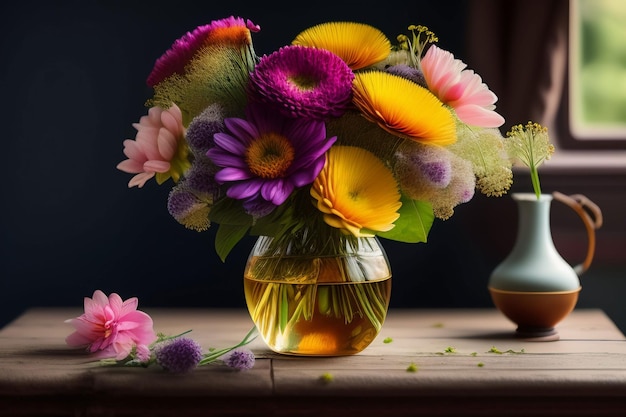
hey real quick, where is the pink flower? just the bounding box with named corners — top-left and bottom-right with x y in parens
top-left (65, 290), bottom-right (157, 361)
top-left (146, 16), bottom-right (260, 87)
top-left (116, 104), bottom-right (190, 188)
top-left (421, 45), bottom-right (504, 128)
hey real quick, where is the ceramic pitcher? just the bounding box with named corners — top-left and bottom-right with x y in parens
top-left (488, 192), bottom-right (603, 339)
top-left (489, 192), bottom-right (603, 292)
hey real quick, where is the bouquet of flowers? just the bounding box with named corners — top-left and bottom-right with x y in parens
top-left (117, 16), bottom-right (512, 262)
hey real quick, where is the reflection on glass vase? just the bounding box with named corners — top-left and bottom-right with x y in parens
top-left (243, 227), bottom-right (392, 356)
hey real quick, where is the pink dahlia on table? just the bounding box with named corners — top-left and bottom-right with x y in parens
top-left (65, 290), bottom-right (157, 361)
top-left (421, 45), bottom-right (504, 128)
top-left (207, 104), bottom-right (336, 215)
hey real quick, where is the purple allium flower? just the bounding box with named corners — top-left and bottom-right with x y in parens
top-left (207, 103), bottom-right (336, 214)
top-left (186, 104), bottom-right (226, 156)
top-left (224, 348), bottom-right (255, 371)
top-left (147, 16), bottom-right (260, 87)
top-left (184, 159), bottom-right (221, 196)
top-left (402, 145), bottom-right (452, 189)
top-left (248, 45), bottom-right (354, 120)
top-left (154, 337), bottom-right (203, 374)
top-left (420, 160), bottom-right (452, 187)
top-left (167, 181), bottom-right (214, 232)
top-left (385, 64), bottom-right (427, 88)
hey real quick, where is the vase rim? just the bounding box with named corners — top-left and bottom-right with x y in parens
top-left (511, 192), bottom-right (552, 202)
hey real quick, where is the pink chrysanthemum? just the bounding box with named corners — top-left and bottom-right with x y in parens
top-left (248, 45), bottom-right (354, 120)
top-left (65, 290), bottom-right (157, 361)
top-left (147, 16), bottom-right (260, 87)
top-left (117, 104), bottom-right (190, 188)
top-left (421, 45), bottom-right (505, 128)
top-left (207, 104), bottom-right (336, 213)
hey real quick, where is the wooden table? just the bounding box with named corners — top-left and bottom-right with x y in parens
top-left (1, 308), bottom-right (625, 416)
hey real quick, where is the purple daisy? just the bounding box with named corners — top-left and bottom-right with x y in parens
top-left (206, 103), bottom-right (336, 213)
top-left (147, 16), bottom-right (260, 87)
top-left (248, 45), bottom-right (354, 120)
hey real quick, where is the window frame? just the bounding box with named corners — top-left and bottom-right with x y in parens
top-left (556, 0), bottom-right (626, 150)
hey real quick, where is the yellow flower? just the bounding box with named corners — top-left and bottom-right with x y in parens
top-left (292, 22), bottom-right (391, 70)
top-left (352, 71), bottom-right (457, 146)
top-left (311, 146), bottom-right (401, 237)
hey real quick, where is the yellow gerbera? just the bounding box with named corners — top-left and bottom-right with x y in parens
top-left (292, 22), bottom-right (390, 71)
top-left (352, 71), bottom-right (457, 146)
top-left (310, 146), bottom-right (401, 237)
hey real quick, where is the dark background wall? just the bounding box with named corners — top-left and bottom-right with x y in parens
top-left (2, 1), bottom-right (624, 332)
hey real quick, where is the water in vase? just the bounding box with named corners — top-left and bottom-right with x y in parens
top-left (244, 254), bottom-right (392, 355)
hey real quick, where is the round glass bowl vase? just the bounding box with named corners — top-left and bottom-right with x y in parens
top-left (243, 230), bottom-right (392, 356)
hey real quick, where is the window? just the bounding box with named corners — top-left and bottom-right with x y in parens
top-left (559, 0), bottom-right (626, 149)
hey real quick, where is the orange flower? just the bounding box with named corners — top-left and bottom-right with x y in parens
top-left (292, 21), bottom-right (390, 70)
top-left (311, 146), bottom-right (401, 237)
top-left (351, 71), bottom-right (457, 146)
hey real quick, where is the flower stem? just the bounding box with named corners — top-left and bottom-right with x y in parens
top-left (530, 164), bottom-right (542, 199)
top-left (198, 326), bottom-right (258, 366)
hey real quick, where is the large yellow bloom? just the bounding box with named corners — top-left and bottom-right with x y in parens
top-left (352, 71), bottom-right (457, 146)
top-left (311, 146), bottom-right (401, 237)
top-left (292, 22), bottom-right (390, 71)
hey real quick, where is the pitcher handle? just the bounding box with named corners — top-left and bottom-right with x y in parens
top-left (552, 191), bottom-right (603, 276)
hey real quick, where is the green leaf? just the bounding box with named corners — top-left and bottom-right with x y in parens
top-left (208, 198), bottom-right (255, 261)
top-left (249, 198), bottom-right (298, 238)
top-left (377, 196), bottom-right (434, 243)
top-left (209, 197), bottom-right (253, 226)
top-left (214, 223), bottom-right (250, 262)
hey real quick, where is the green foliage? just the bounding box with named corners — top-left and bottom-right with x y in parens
top-left (209, 189), bottom-right (435, 261)
top-left (209, 197), bottom-right (252, 261)
top-left (214, 224), bottom-right (250, 262)
top-left (376, 195), bottom-right (434, 243)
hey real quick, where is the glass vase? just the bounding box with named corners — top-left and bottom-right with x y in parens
top-left (243, 227), bottom-right (392, 356)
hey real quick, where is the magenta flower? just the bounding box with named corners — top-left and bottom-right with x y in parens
top-left (116, 104), bottom-right (190, 188)
top-left (248, 45), bottom-right (354, 120)
top-left (147, 16), bottom-right (260, 87)
top-left (207, 104), bottom-right (336, 213)
top-left (421, 45), bottom-right (504, 128)
top-left (65, 290), bottom-right (157, 361)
